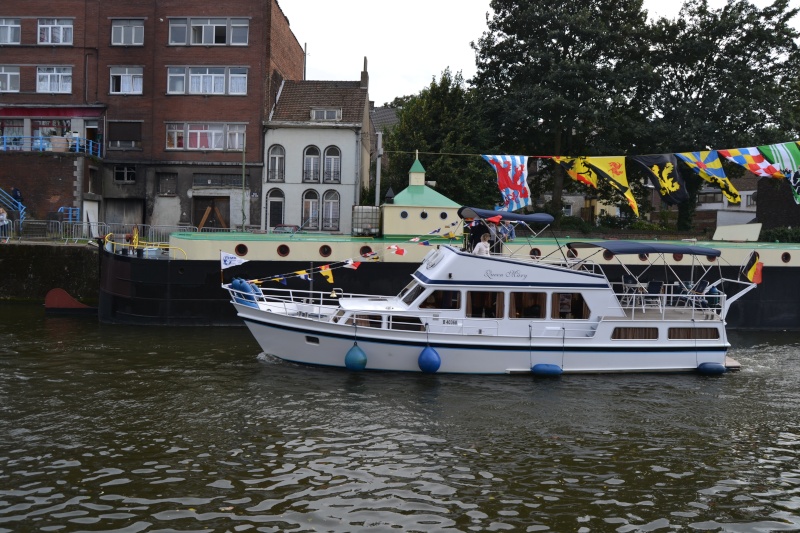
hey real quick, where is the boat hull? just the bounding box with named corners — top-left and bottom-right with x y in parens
top-left (238, 309), bottom-right (729, 374)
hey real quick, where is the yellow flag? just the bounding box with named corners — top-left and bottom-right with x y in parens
top-left (585, 156), bottom-right (639, 217)
top-left (320, 265), bottom-right (334, 284)
top-left (553, 156), bottom-right (598, 188)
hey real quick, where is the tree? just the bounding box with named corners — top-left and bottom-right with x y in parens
top-left (471, 0), bottom-right (657, 215)
top-left (382, 69), bottom-right (499, 208)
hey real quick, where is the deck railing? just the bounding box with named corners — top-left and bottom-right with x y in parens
top-left (0, 135), bottom-right (102, 157)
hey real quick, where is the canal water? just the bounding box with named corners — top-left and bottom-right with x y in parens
top-left (2, 304), bottom-right (800, 532)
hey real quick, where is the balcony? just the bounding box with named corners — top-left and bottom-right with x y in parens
top-left (0, 135), bottom-right (102, 158)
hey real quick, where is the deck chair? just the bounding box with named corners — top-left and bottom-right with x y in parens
top-left (643, 280), bottom-right (664, 312)
top-left (677, 279), bottom-right (709, 308)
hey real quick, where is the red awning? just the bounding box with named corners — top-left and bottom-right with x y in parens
top-left (0, 107), bottom-right (105, 118)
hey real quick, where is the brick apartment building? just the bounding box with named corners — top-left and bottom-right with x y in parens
top-left (0, 0), bottom-right (304, 229)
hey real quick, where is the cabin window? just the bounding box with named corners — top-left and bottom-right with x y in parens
top-left (466, 291), bottom-right (504, 318)
top-left (390, 315), bottom-right (424, 331)
top-left (332, 309), bottom-right (347, 323)
top-left (401, 283), bottom-right (425, 305)
top-left (419, 290), bottom-right (461, 310)
top-left (354, 314), bottom-right (382, 328)
top-left (668, 327), bottom-right (720, 340)
top-left (552, 292), bottom-right (589, 320)
top-left (510, 292), bottom-right (546, 319)
top-left (612, 327), bottom-right (658, 340)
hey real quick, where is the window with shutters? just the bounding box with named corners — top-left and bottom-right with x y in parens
top-left (107, 122), bottom-right (142, 149)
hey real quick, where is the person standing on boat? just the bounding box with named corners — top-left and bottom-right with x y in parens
top-left (499, 221), bottom-right (515, 242)
top-left (473, 233), bottom-right (491, 256)
top-left (0, 207), bottom-right (8, 241)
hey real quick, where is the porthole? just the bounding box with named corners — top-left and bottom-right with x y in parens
top-left (400, 211), bottom-right (408, 219)
top-left (420, 211), bottom-right (428, 219)
top-left (529, 248), bottom-right (541, 259)
top-left (603, 250), bottom-right (614, 261)
top-left (440, 211), bottom-right (448, 220)
top-left (319, 245), bottom-right (332, 258)
top-left (360, 245), bottom-right (373, 256)
top-left (277, 244), bottom-right (290, 257)
top-left (673, 253), bottom-right (683, 262)
top-left (782, 252), bottom-right (792, 263)
top-left (235, 244), bottom-right (248, 256)
top-left (638, 253), bottom-right (648, 262)
top-left (706, 255), bottom-right (716, 263)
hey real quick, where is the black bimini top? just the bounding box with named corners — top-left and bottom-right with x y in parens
top-left (567, 241), bottom-right (721, 257)
top-left (458, 206), bottom-right (555, 225)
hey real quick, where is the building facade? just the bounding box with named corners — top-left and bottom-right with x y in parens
top-left (0, 0), bottom-right (304, 228)
top-left (263, 65), bottom-right (371, 234)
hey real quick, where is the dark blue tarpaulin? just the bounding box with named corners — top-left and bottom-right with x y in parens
top-left (567, 241), bottom-right (721, 257)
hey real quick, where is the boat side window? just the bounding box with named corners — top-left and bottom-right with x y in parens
top-left (332, 309), bottom-right (347, 323)
top-left (419, 290), bottom-right (461, 310)
top-left (612, 327), bottom-right (658, 340)
top-left (668, 327), bottom-right (720, 340)
top-left (552, 292), bottom-right (590, 320)
top-left (390, 315), bottom-right (424, 331)
top-left (509, 292), bottom-right (546, 319)
top-left (466, 291), bottom-right (504, 318)
top-left (354, 314), bottom-right (382, 328)
top-left (401, 283), bottom-right (426, 305)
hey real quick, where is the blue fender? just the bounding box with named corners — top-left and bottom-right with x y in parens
top-left (418, 346), bottom-right (441, 373)
top-left (697, 362), bottom-right (727, 375)
top-left (531, 363), bottom-right (563, 376)
top-left (345, 344), bottom-right (367, 371)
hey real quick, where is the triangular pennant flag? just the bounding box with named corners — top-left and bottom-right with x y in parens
top-left (758, 141), bottom-right (800, 173)
top-left (553, 156), bottom-right (598, 188)
top-left (295, 270), bottom-right (311, 281)
top-left (630, 154), bottom-right (689, 205)
top-left (585, 156), bottom-right (639, 217)
top-left (428, 228), bottom-right (441, 234)
top-left (759, 142), bottom-right (800, 204)
top-left (220, 251), bottom-right (248, 269)
top-left (409, 237), bottom-right (420, 242)
top-left (419, 240), bottom-right (431, 246)
top-left (387, 245), bottom-right (406, 255)
top-left (676, 150), bottom-right (741, 204)
top-left (343, 259), bottom-right (361, 269)
top-left (320, 265), bottom-right (334, 284)
top-left (481, 154), bottom-right (532, 212)
top-left (718, 147), bottom-right (784, 178)
top-left (273, 277), bottom-right (287, 285)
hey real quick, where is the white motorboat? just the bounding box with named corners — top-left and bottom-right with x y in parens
top-left (224, 210), bottom-right (758, 375)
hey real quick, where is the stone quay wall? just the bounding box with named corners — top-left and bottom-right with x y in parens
top-left (0, 243), bottom-right (99, 304)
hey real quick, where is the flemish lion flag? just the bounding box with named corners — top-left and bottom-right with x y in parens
top-left (319, 265), bottom-right (334, 284)
top-left (585, 156), bottom-right (639, 217)
top-left (481, 155), bottom-right (532, 212)
top-left (630, 154), bottom-right (688, 205)
top-left (553, 156), bottom-right (598, 188)
top-left (675, 151), bottom-right (741, 204)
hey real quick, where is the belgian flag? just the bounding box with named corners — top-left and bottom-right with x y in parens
top-left (741, 251), bottom-right (763, 284)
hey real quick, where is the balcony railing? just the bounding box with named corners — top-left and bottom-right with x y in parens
top-left (0, 135), bottom-right (102, 157)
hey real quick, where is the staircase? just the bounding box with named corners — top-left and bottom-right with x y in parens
top-left (0, 187), bottom-right (26, 223)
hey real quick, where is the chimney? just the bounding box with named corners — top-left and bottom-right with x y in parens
top-left (360, 56), bottom-right (369, 89)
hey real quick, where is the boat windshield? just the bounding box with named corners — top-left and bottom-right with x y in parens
top-left (400, 282), bottom-right (425, 306)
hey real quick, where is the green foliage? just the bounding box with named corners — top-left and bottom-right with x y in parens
top-left (760, 227), bottom-right (800, 243)
top-left (557, 216), bottom-right (594, 234)
top-left (383, 69), bottom-right (499, 208)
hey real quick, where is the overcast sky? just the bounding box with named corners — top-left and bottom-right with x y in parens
top-left (279, 0), bottom-right (799, 107)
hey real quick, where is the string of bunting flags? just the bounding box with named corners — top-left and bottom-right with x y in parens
top-left (483, 140), bottom-right (800, 215)
top-left (218, 219), bottom-right (462, 283)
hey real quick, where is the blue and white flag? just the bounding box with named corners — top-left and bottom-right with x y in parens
top-left (481, 155), bottom-right (532, 212)
top-left (221, 251), bottom-right (248, 269)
